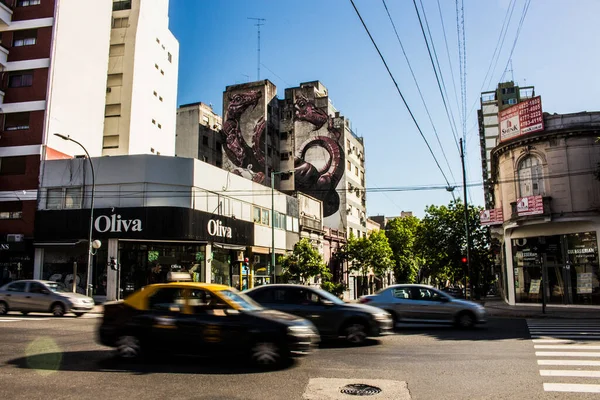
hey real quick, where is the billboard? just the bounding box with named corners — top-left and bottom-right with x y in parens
top-left (479, 208), bottom-right (504, 226)
top-left (516, 195), bottom-right (544, 216)
top-left (499, 96), bottom-right (544, 142)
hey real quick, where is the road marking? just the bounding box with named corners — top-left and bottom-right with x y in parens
top-left (540, 370), bottom-right (600, 377)
top-left (538, 360), bottom-right (600, 366)
top-left (532, 335), bottom-right (600, 339)
top-left (532, 339), bottom-right (573, 343)
top-left (544, 383), bottom-right (600, 393)
top-left (535, 345), bottom-right (600, 349)
top-left (536, 351), bottom-right (600, 357)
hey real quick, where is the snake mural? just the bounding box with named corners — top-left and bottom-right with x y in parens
top-left (221, 90), bottom-right (267, 184)
top-left (292, 94), bottom-right (345, 218)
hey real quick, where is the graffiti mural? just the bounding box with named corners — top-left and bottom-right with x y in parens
top-left (221, 89), bottom-right (267, 184)
top-left (292, 94), bottom-right (345, 218)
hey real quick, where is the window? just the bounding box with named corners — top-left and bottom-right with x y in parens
top-left (502, 87), bottom-right (516, 94)
top-left (280, 131), bottom-right (288, 140)
top-left (46, 188), bottom-right (63, 209)
top-left (160, 69), bottom-right (164, 75)
top-left (7, 281), bottom-right (27, 292)
top-left (152, 119), bottom-right (156, 125)
top-left (413, 288), bottom-right (446, 302)
top-left (148, 288), bottom-right (184, 312)
top-left (392, 288), bottom-right (411, 299)
top-left (0, 201), bottom-right (22, 220)
top-left (17, 0), bottom-right (41, 6)
top-left (202, 115), bottom-right (209, 125)
top-left (168, 52), bottom-right (172, 63)
top-left (8, 72), bottom-right (33, 88)
top-left (518, 156), bottom-right (544, 197)
top-left (0, 156), bottom-right (26, 175)
top-left (13, 29), bottom-right (37, 47)
top-left (155, 64), bottom-right (159, 69)
top-left (502, 98), bottom-right (517, 105)
top-left (158, 123), bottom-right (162, 129)
top-left (253, 206), bottom-right (261, 223)
top-left (29, 282), bottom-right (47, 294)
top-left (188, 289), bottom-right (229, 313)
top-left (4, 112), bottom-right (30, 131)
top-left (202, 136), bottom-right (209, 146)
top-left (347, 160), bottom-right (351, 171)
top-left (65, 187), bottom-right (82, 209)
top-left (355, 166), bottom-right (359, 176)
top-left (105, 104), bottom-right (121, 117)
top-left (261, 209), bottom-right (270, 226)
top-left (112, 17), bottom-right (129, 29)
top-left (103, 135), bottom-right (119, 149)
top-left (112, 0), bottom-right (131, 11)
top-left (216, 142), bottom-right (222, 152)
top-left (153, 91), bottom-right (157, 96)
top-left (156, 38), bottom-right (160, 44)
top-left (289, 288), bottom-right (320, 306)
top-left (159, 96), bottom-right (163, 102)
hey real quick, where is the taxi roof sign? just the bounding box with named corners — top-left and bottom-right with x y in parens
top-left (167, 272), bottom-right (192, 282)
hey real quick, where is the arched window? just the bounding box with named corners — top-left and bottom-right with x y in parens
top-left (518, 156), bottom-right (544, 197)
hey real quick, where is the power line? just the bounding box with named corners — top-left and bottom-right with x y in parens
top-left (348, 0), bottom-right (452, 189)
top-left (436, 0), bottom-right (461, 119)
top-left (500, 0), bottom-right (532, 82)
top-left (260, 63), bottom-right (293, 87)
top-left (381, 0), bottom-right (457, 184)
top-left (411, 0), bottom-right (461, 153)
top-left (456, 0), bottom-right (467, 143)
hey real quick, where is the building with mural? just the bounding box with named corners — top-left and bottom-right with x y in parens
top-left (479, 91), bottom-right (600, 306)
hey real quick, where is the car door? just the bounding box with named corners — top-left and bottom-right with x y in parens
top-left (285, 288), bottom-right (332, 334)
top-left (388, 287), bottom-right (413, 320)
top-left (3, 281), bottom-right (28, 311)
top-left (25, 282), bottom-right (54, 312)
top-left (408, 287), bottom-right (449, 322)
top-left (144, 286), bottom-right (187, 354)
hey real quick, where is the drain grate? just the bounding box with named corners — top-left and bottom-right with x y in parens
top-left (340, 384), bottom-right (382, 396)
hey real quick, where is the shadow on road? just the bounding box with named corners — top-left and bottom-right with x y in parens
top-left (392, 317), bottom-right (530, 341)
top-left (6, 350), bottom-right (296, 375)
top-left (318, 338), bottom-right (382, 349)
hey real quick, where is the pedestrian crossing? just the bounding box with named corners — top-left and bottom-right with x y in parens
top-left (528, 319), bottom-right (600, 394)
top-left (0, 313), bottom-right (101, 322)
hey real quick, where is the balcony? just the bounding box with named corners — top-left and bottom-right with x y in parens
top-left (0, 88), bottom-right (4, 107)
top-left (0, 44), bottom-right (8, 67)
top-left (300, 216), bottom-right (323, 233)
top-left (510, 196), bottom-right (552, 221)
top-left (0, 0), bottom-right (13, 27)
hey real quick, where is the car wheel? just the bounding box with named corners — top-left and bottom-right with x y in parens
top-left (456, 311), bottom-right (475, 329)
top-left (116, 335), bottom-right (142, 360)
top-left (73, 312), bottom-right (85, 318)
top-left (0, 301), bottom-right (7, 315)
top-left (344, 322), bottom-right (367, 345)
top-left (251, 341), bottom-right (282, 366)
top-left (51, 303), bottom-right (65, 317)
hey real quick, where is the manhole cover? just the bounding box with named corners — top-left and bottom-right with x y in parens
top-left (340, 384), bottom-right (382, 396)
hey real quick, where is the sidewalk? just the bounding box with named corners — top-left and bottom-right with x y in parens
top-left (479, 296), bottom-right (600, 319)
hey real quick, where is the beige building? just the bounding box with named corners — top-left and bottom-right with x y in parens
top-left (103, 0), bottom-right (179, 156)
top-left (175, 102), bottom-right (223, 167)
top-left (486, 111), bottom-right (600, 306)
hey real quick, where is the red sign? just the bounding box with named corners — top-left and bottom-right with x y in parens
top-left (480, 208), bottom-right (504, 226)
top-left (499, 96), bottom-right (544, 142)
top-left (516, 195), bottom-right (544, 216)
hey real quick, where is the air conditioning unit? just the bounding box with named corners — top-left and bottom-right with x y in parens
top-left (7, 234), bottom-right (24, 242)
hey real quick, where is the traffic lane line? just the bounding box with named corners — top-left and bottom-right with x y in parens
top-left (538, 360), bottom-right (600, 366)
top-left (540, 370), bottom-right (600, 377)
top-left (544, 383), bottom-right (600, 393)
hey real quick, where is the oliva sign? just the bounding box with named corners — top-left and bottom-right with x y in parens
top-left (95, 214), bottom-right (142, 233)
top-left (207, 219), bottom-right (232, 238)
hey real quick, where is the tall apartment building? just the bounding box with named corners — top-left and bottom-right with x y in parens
top-left (175, 101), bottom-right (223, 167)
top-left (103, 0), bottom-right (179, 156)
top-left (478, 81), bottom-right (534, 207)
top-left (0, 0), bottom-right (112, 282)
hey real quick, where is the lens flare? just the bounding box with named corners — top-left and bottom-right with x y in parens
top-left (25, 337), bottom-right (62, 375)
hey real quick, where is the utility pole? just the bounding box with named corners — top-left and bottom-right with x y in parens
top-left (248, 17), bottom-right (265, 80)
top-left (460, 138), bottom-right (472, 299)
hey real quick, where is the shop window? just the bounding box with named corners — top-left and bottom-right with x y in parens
top-left (0, 156), bottom-right (26, 175)
top-left (4, 112), bottom-right (30, 131)
top-left (13, 29), bottom-right (37, 47)
top-left (518, 156), bottom-right (544, 197)
top-left (46, 188), bottom-right (63, 209)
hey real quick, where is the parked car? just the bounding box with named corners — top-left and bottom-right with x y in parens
top-left (97, 282), bottom-right (319, 366)
top-left (359, 284), bottom-right (486, 328)
top-left (244, 284), bottom-right (393, 345)
top-left (0, 280), bottom-right (95, 317)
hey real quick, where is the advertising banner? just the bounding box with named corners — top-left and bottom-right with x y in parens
top-left (479, 208), bottom-right (504, 226)
top-left (499, 96), bottom-right (544, 142)
top-left (516, 195), bottom-right (544, 216)
top-left (577, 272), bottom-right (593, 294)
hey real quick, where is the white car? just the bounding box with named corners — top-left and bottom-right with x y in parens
top-left (0, 280), bottom-right (95, 317)
top-left (359, 284), bottom-right (487, 328)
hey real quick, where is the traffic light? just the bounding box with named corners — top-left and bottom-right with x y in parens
top-left (461, 256), bottom-right (468, 265)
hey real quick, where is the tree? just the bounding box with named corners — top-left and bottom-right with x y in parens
top-left (415, 198), bottom-right (493, 292)
top-left (343, 230), bottom-right (394, 295)
top-left (385, 216), bottom-right (422, 283)
top-left (280, 238), bottom-right (331, 284)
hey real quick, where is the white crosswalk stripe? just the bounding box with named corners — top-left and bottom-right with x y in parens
top-left (0, 313), bottom-right (100, 322)
top-left (528, 319), bottom-right (600, 394)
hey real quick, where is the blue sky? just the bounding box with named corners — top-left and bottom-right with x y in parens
top-left (169, 0), bottom-right (600, 218)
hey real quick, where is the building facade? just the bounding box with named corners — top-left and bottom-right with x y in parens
top-left (103, 0), bottom-right (179, 156)
top-left (175, 101), bottom-right (223, 166)
top-left (34, 154), bottom-right (305, 301)
top-left (484, 110), bottom-right (600, 306)
top-left (0, 0), bottom-right (112, 284)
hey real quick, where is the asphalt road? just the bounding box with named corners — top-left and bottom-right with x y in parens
top-left (0, 314), bottom-right (597, 400)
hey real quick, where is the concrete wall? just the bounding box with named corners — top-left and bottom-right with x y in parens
top-left (45, 0), bottom-right (112, 157)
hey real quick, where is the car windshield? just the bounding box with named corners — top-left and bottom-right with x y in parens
top-left (217, 289), bottom-right (263, 311)
top-left (46, 282), bottom-right (68, 293)
top-left (314, 288), bottom-right (345, 305)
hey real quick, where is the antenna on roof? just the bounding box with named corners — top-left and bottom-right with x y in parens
top-left (248, 17), bottom-right (266, 80)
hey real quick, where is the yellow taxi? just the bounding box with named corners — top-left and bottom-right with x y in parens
top-left (97, 278), bottom-right (319, 366)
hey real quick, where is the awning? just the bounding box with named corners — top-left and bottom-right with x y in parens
top-left (213, 243), bottom-right (247, 251)
top-left (251, 246), bottom-right (286, 254)
top-left (34, 240), bottom-right (83, 247)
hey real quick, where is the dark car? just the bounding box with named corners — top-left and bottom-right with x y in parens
top-left (97, 282), bottom-right (319, 366)
top-left (244, 284), bottom-right (393, 345)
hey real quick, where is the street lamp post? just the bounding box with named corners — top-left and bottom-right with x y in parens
top-left (271, 170), bottom-right (293, 284)
top-left (54, 134), bottom-right (97, 297)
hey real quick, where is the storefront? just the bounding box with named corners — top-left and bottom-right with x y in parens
top-left (0, 240), bottom-right (33, 287)
top-left (34, 206), bottom-right (254, 300)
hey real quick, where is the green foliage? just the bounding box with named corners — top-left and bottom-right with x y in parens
top-left (321, 280), bottom-right (346, 297)
top-left (343, 230), bottom-right (394, 278)
top-left (280, 238), bottom-right (331, 284)
top-left (385, 216), bottom-right (422, 283)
